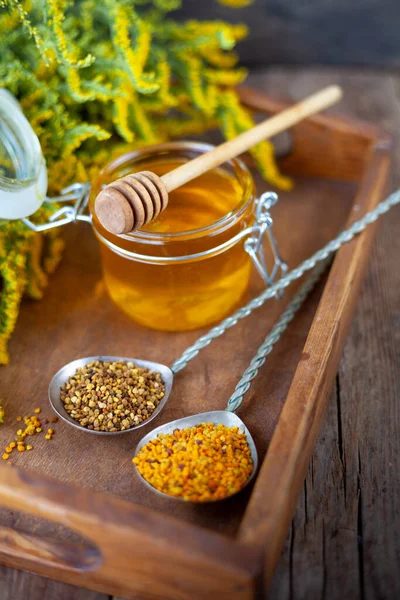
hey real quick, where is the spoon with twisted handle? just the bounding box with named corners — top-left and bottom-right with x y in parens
top-left (94, 85), bottom-right (342, 235)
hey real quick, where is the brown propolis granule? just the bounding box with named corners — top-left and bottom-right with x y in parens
top-left (133, 423), bottom-right (254, 501)
top-left (60, 360), bottom-right (165, 432)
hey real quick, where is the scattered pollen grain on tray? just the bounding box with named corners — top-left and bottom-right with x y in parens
top-left (133, 423), bottom-right (254, 501)
top-left (60, 360), bottom-right (165, 432)
top-left (2, 411), bottom-right (58, 461)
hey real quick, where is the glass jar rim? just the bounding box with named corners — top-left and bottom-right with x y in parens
top-left (92, 141), bottom-right (255, 243)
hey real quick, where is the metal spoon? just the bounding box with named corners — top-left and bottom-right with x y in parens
top-left (135, 410), bottom-right (259, 501)
top-left (132, 263), bottom-right (327, 501)
top-left (49, 356), bottom-right (174, 436)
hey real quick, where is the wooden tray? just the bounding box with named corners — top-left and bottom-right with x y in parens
top-left (0, 88), bottom-right (391, 599)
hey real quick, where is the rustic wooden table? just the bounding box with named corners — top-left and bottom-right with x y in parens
top-left (1, 69), bottom-right (399, 600)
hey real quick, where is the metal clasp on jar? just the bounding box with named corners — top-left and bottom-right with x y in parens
top-left (20, 182), bottom-right (91, 232)
top-left (244, 192), bottom-right (288, 289)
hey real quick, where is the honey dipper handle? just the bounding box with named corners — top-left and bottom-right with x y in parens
top-left (160, 85), bottom-right (343, 193)
top-left (94, 84), bottom-right (342, 235)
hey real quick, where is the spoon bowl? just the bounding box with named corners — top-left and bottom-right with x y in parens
top-left (134, 410), bottom-right (258, 502)
top-left (48, 355), bottom-right (174, 435)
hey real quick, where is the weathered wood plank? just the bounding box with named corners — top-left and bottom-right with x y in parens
top-left (268, 381), bottom-right (362, 600)
top-left (341, 226), bottom-right (400, 600)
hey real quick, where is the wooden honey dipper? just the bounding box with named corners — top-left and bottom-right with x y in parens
top-left (95, 85), bottom-right (342, 235)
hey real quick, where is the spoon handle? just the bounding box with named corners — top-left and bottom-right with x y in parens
top-left (225, 260), bottom-right (329, 413)
top-left (160, 85), bottom-right (342, 193)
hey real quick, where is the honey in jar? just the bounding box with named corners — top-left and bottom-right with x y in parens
top-left (90, 142), bottom-right (255, 331)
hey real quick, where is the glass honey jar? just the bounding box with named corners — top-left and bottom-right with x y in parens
top-left (89, 142), bottom-right (257, 331)
top-left (9, 121), bottom-right (284, 333)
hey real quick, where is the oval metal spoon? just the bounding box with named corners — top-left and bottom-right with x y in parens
top-left (49, 355), bottom-right (174, 435)
top-left (135, 410), bottom-right (259, 502)
top-left (132, 263), bottom-right (327, 502)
